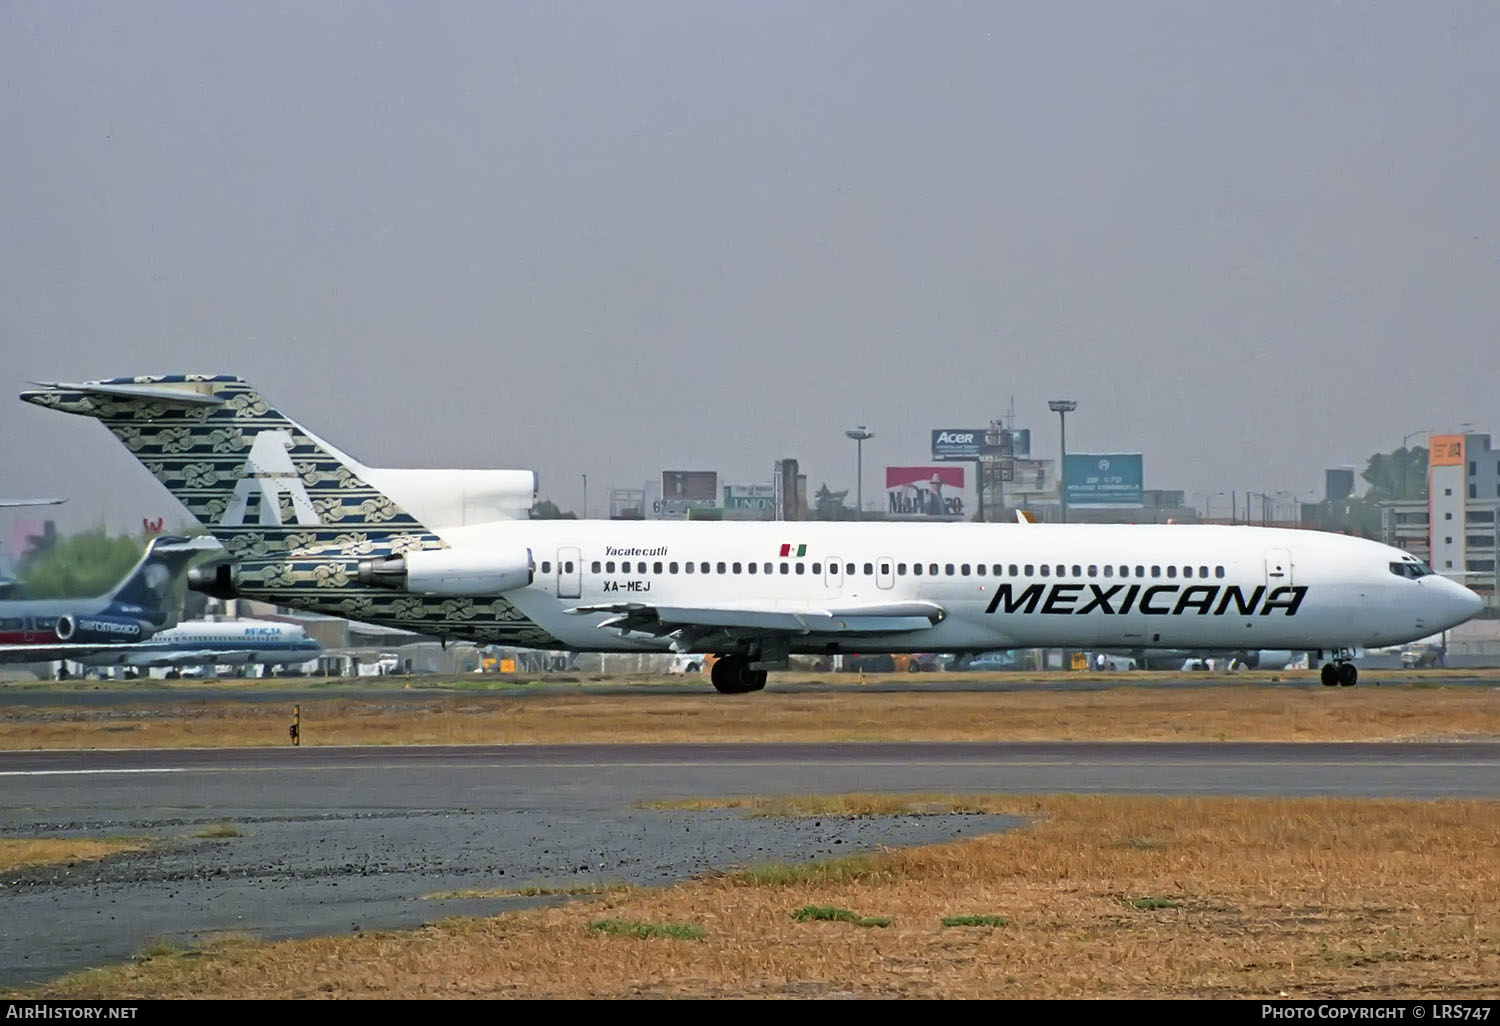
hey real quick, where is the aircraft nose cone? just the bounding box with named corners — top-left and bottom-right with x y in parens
top-left (1435, 577), bottom-right (1485, 628)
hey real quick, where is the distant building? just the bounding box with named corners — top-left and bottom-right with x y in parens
top-left (1381, 432), bottom-right (1499, 617)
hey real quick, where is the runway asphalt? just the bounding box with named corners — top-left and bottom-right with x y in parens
top-left (2, 740), bottom-right (1497, 987)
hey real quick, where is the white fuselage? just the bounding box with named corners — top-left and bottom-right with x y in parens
top-left (78, 619), bottom-right (322, 668)
top-left (429, 520), bottom-right (1482, 655)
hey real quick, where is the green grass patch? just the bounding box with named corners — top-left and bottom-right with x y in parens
top-left (942, 914), bottom-right (1009, 928)
top-left (791, 905), bottom-right (891, 928)
top-left (136, 938), bottom-right (182, 961)
top-left (729, 853), bottom-right (889, 887)
top-left (587, 919), bottom-right (705, 941)
top-left (1130, 897), bottom-right (1177, 910)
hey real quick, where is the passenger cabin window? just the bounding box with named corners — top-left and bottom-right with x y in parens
top-left (960, 564), bottom-right (970, 576)
top-left (684, 562), bottom-right (694, 574)
top-left (1215, 566), bottom-right (1225, 578)
top-left (733, 562), bottom-right (742, 573)
top-left (745, 562), bottom-right (754, 574)
top-left (1199, 565), bottom-right (1209, 578)
top-left (565, 561), bottom-right (575, 573)
top-left (767, 563), bottom-right (775, 574)
top-left (880, 562), bottom-right (891, 575)
top-left (846, 563), bottom-right (856, 576)
top-left (1088, 565), bottom-right (1097, 577)
top-left (606, 561), bottom-right (616, 573)
top-left (928, 563), bottom-right (938, 576)
top-left (913, 563), bottom-right (923, 576)
top-left (637, 562), bottom-right (647, 573)
top-left (863, 562), bottom-right (874, 575)
top-left (701, 562), bottom-right (711, 574)
top-left (1040, 565), bottom-right (1050, 577)
top-left (669, 562), bottom-right (678, 573)
top-left (1010, 564), bottom-right (1020, 576)
top-left (780, 562), bottom-right (790, 574)
top-left (795, 562), bottom-right (805, 575)
top-left (976, 564), bottom-right (986, 576)
top-left (897, 563), bottom-right (907, 575)
top-left (1151, 566), bottom-right (1161, 578)
top-left (1166, 566), bottom-right (1177, 578)
top-left (1182, 566), bottom-right (1191, 578)
top-left (592, 561), bottom-right (601, 573)
top-left (1023, 564), bottom-right (1033, 576)
top-left (1055, 564), bottom-right (1064, 577)
top-left (541, 561), bottom-right (551, 574)
top-left (1103, 565), bottom-right (1113, 578)
top-left (653, 562), bottom-right (662, 574)
top-left (717, 562), bottom-right (727, 574)
top-left (1072, 565), bottom-right (1081, 576)
top-left (812, 562), bottom-right (821, 574)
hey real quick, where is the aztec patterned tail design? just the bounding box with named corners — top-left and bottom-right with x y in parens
top-left (22, 376), bottom-right (557, 645)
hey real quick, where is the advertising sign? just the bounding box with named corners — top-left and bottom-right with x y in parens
top-left (930, 429), bottom-right (986, 462)
top-left (656, 470), bottom-right (718, 517)
top-left (723, 484), bottom-right (776, 513)
top-left (886, 466), bottom-right (966, 518)
top-left (1062, 453), bottom-right (1143, 507)
top-left (1429, 435), bottom-right (1465, 467)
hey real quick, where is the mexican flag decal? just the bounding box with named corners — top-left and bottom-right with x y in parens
top-left (779, 543), bottom-right (807, 558)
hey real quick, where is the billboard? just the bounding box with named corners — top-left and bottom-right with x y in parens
top-left (1062, 453), bottom-right (1143, 507)
top-left (656, 470), bottom-right (718, 517)
top-left (931, 429), bottom-right (986, 462)
top-left (886, 466), bottom-right (965, 518)
top-left (723, 484), bottom-right (776, 514)
top-left (1430, 435), bottom-right (1465, 467)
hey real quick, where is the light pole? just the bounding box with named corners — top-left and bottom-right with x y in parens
top-left (581, 474), bottom-right (587, 520)
top-left (845, 426), bottom-right (873, 520)
top-left (1048, 400), bottom-right (1076, 523)
top-left (1192, 490), bottom-right (1225, 521)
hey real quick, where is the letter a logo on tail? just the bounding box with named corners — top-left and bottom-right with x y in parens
top-left (221, 430), bottom-right (321, 526)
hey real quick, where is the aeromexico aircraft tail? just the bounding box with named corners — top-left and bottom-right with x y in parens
top-left (21, 376), bottom-right (552, 646)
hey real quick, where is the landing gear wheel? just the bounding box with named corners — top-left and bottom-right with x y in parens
top-left (711, 656), bottom-right (764, 694)
top-left (1338, 662), bottom-right (1358, 687)
top-left (1320, 663), bottom-right (1339, 687)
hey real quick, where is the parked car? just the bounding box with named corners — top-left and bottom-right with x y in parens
top-left (964, 650), bottom-right (1021, 672)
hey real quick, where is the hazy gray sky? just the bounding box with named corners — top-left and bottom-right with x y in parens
top-left (3, 1), bottom-right (1497, 540)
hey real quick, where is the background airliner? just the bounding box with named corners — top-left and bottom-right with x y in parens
top-left (74, 617), bottom-right (322, 674)
top-left (0, 535), bottom-right (209, 664)
top-left (22, 375), bottom-right (1484, 693)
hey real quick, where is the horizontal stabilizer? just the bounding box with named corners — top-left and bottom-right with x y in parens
top-left (25, 380), bottom-right (224, 406)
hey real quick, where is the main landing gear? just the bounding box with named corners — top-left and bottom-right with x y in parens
top-left (1320, 661), bottom-right (1358, 687)
top-left (710, 654), bottom-right (767, 695)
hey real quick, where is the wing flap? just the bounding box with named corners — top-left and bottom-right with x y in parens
top-left (566, 600), bottom-right (944, 637)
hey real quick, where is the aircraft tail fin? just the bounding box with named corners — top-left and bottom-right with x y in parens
top-left (105, 535), bottom-right (215, 620)
top-left (20, 376), bottom-right (439, 560)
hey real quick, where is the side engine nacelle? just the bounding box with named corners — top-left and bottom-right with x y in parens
top-left (55, 613), bottom-right (155, 644)
top-left (186, 563), bottom-right (240, 600)
top-left (357, 546), bottom-right (534, 596)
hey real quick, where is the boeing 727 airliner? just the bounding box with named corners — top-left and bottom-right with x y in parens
top-left (21, 376), bottom-right (1483, 692)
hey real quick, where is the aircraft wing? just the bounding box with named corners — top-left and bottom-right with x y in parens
top-left (0, 498), bottom-right (66, 508)
top-left (564, 600), bottom-right (945, 650)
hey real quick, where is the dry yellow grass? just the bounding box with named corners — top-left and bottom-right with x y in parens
top-left (2, 682), bottom-right (1497, 749)
top-left (20, 795), bottom-right (1498, 999)
top-left (0, 837), bottom-right (150, 872)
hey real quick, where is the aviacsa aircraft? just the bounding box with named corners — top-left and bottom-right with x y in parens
top-left (0, 535), bottom-right (209, 663)
top-left (75, 617), bottom-right (322, 672)
top-left (21, 375), bottom-right (1483, 693)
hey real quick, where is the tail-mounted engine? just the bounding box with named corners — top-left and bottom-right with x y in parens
top-left (357, 546), bottom-right (534, 597)
top-left (186, 563), bottom-right (240, 600)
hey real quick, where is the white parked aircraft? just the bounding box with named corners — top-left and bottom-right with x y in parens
top-left (21, 375), bottom-right (1484, 693)
top-left (73, 617), bottom-right (321, 672)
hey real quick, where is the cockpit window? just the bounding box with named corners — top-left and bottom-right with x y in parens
top-left (1389, 560), bottom-right (1433, 579)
